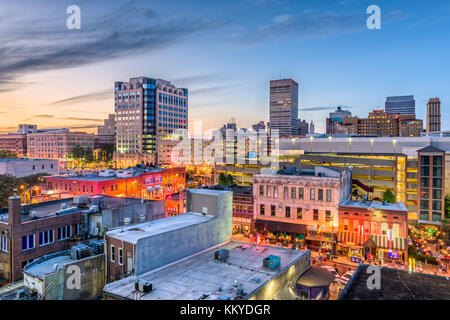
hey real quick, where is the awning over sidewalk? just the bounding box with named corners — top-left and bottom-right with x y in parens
top-left (338, 231), bottom-right (406, 251)
top-left (255, 219), bottom-right (307, 235)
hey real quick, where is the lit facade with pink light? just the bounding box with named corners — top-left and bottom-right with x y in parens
top-left (253, 166), bottom-right (351, 252)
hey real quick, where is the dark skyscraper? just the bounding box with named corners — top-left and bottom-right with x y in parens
top-left (269, 79), bottom-right (298, 136)
top-left (426, 98), bottom-right (441, 133)
top-left (385, 95), bottom-right (415, 115)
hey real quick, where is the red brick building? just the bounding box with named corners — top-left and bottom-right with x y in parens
top-left (230, 185), bottom-right (253, 235)
top-left (45, 167), bottom-right (186, 200)
top-left (337, 199), bottom-right (408, 263)
top-left (0, 196), bottom-right (81, 284)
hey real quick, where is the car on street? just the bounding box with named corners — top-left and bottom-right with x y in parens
top-left (339, 271), bottom-right (354, 285)
top-left (321, 265), bottom-right (339, 278)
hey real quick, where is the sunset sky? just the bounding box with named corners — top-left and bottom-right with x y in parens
top-left (1, 0), bottom-right (449, 134)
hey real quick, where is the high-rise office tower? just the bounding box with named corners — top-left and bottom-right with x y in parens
top-left (269, 79), bottom-right (298, 136)
top-left (114, 76), bottom-right (188, 167)
top-left (426, 98), bottom-right (441, 133)
top-left (385, 95), bottom-right (415, 115)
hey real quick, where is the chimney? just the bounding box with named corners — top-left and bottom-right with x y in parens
top-left (8, 193), bottom-right (22, 226)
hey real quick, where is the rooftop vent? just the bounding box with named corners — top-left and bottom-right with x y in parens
top-left (31, 211), bottom-right (38, 220)
top-left (214, 249), bottom-right (229, 262)
top-left (263, 255), bottom-right (281, 270)
top-left (123, 217), bottom-right (131, 226)
top-left (135, 280), bottom-right (152, 293)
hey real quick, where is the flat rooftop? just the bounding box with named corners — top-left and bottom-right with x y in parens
top-left (103, 241), bottom-right (308, 300)
top-left (339, 199), bottom-right (408, 213)
top-left (0, 196), bottom-right (149, 223)
top-left (0, 158), bottom-right (57, 162)
top-left (339, 264), bottom-right (450, 300)
top-left (106, 212), bottom-right (214, 244)
top-left (23, 254), bottom-right (73, 279)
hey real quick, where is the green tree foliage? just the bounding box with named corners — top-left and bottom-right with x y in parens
top-left (445, 194), bottom-right (450, 219)
top-left (0, 173), bottom-right (49, 207)
top-left (226, 174), bottom-right (234, 186)
top-left (0, 150), bottom-right (18, 158)
top-left (218, 172), bottom-right (227, 185)
top-left (101, 143), bottom-right (115, 161)
top-left (382, 189), bottom-right (395, 204)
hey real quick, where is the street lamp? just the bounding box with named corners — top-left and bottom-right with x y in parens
top-left (348, 137), bottom-right (353, 153)
top-left (291, 138), bottom-right (295, 157)
top-left (393, 139), bottom-right (397, 154)
top-left (309, 136), bottom-right (314, 153)
top-left (370, 138), bottom-right (374, 154)
top-left (328, 136), bottom-right (332, 153)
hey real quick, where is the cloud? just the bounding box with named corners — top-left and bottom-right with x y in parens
top-left (231, 10), bottom-right (365, 46)
top-left (0, 2), bottom-right (223, 89)
top-left (22, 114), bottom-right (103, 122)
top-left (299, 105), bottom-right (352, 112)
top-left (48, 89), bottom-right (112, 106)
top-left (190, 84), bottom-right (235, 95)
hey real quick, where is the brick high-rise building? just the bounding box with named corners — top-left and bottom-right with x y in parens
top-left (342, 110), bottom-right (423, 137)
top-left (269, 79), bottom-right (298, 137)
top-left (426, 98), bottom-right (441, 133)
top-left (113, 77), bottom-right (188, 168)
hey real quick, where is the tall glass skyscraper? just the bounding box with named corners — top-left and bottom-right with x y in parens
top-left (114, 77), bottom-right (188, 167)
top-left (385, 95), bottom-right (415, 115)
top-left (269, 79), bottom-right (299, 136)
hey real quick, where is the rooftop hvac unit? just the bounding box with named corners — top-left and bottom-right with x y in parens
top-left (16, 289), bottom-right (26, 300)
top-left (89, 239), bottom-right (104, 255)
top-left (70, 244), bottom-right (92, 260)
top-left (135, 280), bottom-right (152, 293)
top-left (214, 249), bottom-right (229, 262)
top-left (263, 255), bottom-right (281, 270)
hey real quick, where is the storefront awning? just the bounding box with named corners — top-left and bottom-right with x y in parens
top-left (338, 231), bottom-right (363, 245)
top-left (255, 219), bottom-right (307, 235)
top-left (371, 234), bottom-right (407, 251)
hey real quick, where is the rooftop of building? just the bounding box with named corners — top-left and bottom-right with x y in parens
top-left (0, 195), bottom-right (148, 223)
top-left (339, 264), bottom-right (450, 300)
top-left (106, 212), bottom-right (214, 244)
top-left (103, 241), bottom-right (308, 300)
top-left (417, 145), bottom-right (444, 153)
top-left (23, 254), bottom-right (73, 279)
top-left (339, 199), bottom-right (408, 213)
top-left (273, 165), bottom-right (341, 178)
top-left (0, 158), bottom-right (58, 162)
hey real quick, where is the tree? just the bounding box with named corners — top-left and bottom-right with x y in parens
top-left (382, 189), bottom-right (395, 204)
top-left (226, 174), bottom-right (234, 186)
top-left (218, 172), bottom-right (227, 185)
top-left (445, 194), bottom-right (450, 219)
top-left (0, 150), bottom-right (18, 158)
top-left (84, 148), bottom-right (94, 163)
top-left (70, 145), bottom-right (84, 160)
top-left (101, 143), bottom-right (115, 161)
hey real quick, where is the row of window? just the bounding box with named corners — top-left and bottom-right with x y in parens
top-left (110, 245), bottom-right (123, 265)
top-left (342, 220), bottom-right (401, 237)
top-left (258, 185), bottom-right (332, 202)
top-left (0, 236), bottom-right (8, 253)
top-left (21, 225), bottom-right (78, 252)
top-left (259, 204), bottom-right (331, 221)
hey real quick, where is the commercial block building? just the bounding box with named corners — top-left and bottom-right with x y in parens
top-left (104, 188), bottom-right (232, 282)
top-left (114, 77), bottom-right (188, 168)
top-left (337, 199), bottom-right (408, 263)
top-left (253, 166), bottom-right (351, 252)
top-left (326, 106), bottom-right (352, 135)
top-left (0, 196), bottom-right (82, 283)
top-left (27, 131), bottom-right (94, 160)
top-left (0, 158), bottom-right (59, 178)
top-left (0, 134), bottom-right (27, 157)
top-left (103, 242), bottom-right (311, 300)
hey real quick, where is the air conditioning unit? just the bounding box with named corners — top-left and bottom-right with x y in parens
top-left (214, 249), bottom-right (229, 262)
top-left (70, 244), bottom-right (92, 260)
top-left (135, 280), bottom-right (152, 293)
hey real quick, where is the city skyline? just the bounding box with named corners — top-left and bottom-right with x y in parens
top-left (0, 0), bottom-right (449, 134)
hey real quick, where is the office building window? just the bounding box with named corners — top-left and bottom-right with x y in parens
top-left (118, 248), bottom-right (123, 265)
top-left (110, 245), bottom-right (116, 262)
top-left (22, 234), bottom-right (35, 251)
top-left (39, 230), bottom-right (54, 246)
top-left (297, 208), bottom-right (303, 219)
top-left (260, 204), bottom-right (265, 215)
top-left (326, 189), bottom-right (332, 202)
top-left (58, 225), bottom-right (72, 240)
top-left (299, 188), bottom-right (304, 200)
top-left (286, 207), bottom-right (291, 218)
